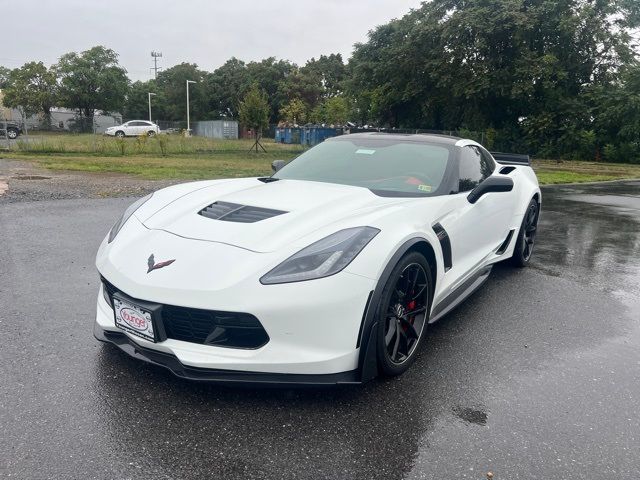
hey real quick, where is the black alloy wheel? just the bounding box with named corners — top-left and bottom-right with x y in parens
top-left (377, 251), bottom-right (432, 376)
top-left (511, 198), bottom-right (539, 267)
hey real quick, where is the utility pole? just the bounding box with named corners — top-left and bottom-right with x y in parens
top-left (150, 51), bottom-right (162, 79)
top-left (148, 92), bottom-right (156, 122)
top-left (186, 80), bottom-right (197, 135)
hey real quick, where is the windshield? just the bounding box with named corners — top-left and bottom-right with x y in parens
top-left (273, 137), bottom-right (453, 196)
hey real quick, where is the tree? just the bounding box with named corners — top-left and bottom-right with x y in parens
top-left (156, 63), bottom-right (206, 122)
top-left (0, 66), bottom-right (11, 89)
top-left (205, 58), bottom-right (250, 118)
top-left (246, 57), bottom-right (295, 123)
top-left (239, 84), bottom-right (270, 152)
top-left (55, 46), bottom-right (129, 131)
top-left (347, 0), bottom-right (640, 159)
top-left (124, 80), bottom-right (167, 121)
top-left (302, 54), bottom-right (347, 98)
top-left (280, 98), bottom-right (307, 125)
top-left (2, 62), bottom-right (58, 128)
top-left (321, 96), bottom-right (350, 125)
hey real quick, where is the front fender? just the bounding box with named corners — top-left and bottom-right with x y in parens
top-left (356, 236), bottom-right (441, 382)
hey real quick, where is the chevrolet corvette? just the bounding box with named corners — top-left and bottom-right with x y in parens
top-left (94, 133), bottom-right (541, 384)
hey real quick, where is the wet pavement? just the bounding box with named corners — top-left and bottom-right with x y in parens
top-left (1, 181), bottom-right (639, 480)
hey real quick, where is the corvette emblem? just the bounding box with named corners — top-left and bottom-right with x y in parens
top-left (147, 254), bottom-right (175, 273)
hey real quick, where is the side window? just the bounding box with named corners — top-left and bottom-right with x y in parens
top-left (478, 147), bottom-right (496, 176)
top-left (458, 146), bottom-right (494, 192)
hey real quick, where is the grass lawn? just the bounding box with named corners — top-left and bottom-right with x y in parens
top-left (533, 159), bottom-right (640, 185)
top-left (1, 134), bottom-right (304, 180)
top-left (2, 133), bottom-right (639, 184)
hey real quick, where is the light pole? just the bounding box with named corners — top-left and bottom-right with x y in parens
top-left (147, 92), bottom-right (156, 122)
top-left (186, 80), bottom-right (197, 135)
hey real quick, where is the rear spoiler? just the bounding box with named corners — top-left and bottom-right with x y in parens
top-left (490, 152), bottom-right (531, 166)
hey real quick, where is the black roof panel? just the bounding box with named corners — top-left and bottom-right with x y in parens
top-left (328, 132), bottom-right (463, 146)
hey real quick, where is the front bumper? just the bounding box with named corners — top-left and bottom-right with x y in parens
top-left (94, 324), bottom-right (361, 385)
top-left (94, 215), bottom-right (380, 383)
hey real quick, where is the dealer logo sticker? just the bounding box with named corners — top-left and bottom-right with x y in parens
top-left (120, 308), bottom-right (148, 331)
top-left (147, 253), bottom-right (175, 273)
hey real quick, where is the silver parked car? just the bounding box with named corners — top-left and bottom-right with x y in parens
top-left (105, 120), bottom-right (160, 137)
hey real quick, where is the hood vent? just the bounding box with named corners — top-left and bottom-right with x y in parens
top-left (199, 201), bottom-right (287, 223)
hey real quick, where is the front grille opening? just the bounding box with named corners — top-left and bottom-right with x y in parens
top-left (162, 305), bottom-right (269, 349)
top-left (101, 277), bottom-right (269, 349)
top-left (199, 201), bottom-right (287, 223)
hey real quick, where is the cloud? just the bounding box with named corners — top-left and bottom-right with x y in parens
top-left (4, 0), bottom-right (423, 80)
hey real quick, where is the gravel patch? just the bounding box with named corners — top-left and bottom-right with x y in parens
top-left (0, 158), bottom-right (180, 204)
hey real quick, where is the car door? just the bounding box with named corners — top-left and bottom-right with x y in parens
top-left (438, 145), bottom-right (515, 283)
top-left (120, 122), bottom-right (133, 136)
top-left (131, 121), bottom-right (145, 135)
top-left (139, 121), bottom-right (153, 134)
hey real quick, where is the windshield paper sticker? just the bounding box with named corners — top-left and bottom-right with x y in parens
top-left (355, 149), bottom-right (376, 155)
top-left (418, 184), bottom-right (432, 192)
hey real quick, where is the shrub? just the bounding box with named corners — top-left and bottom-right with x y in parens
top-left (135, 134), bottom-right (148, 154)
top-left (156, 134), bottom-right (169, 156)
top-left (114, 137), bottom-right (127, 156)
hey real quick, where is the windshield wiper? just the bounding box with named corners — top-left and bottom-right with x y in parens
top-left (257, 177), bottom-right (280, 183)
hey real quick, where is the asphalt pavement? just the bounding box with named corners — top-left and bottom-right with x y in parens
top-left (1, 181), bottom-right (639, 480)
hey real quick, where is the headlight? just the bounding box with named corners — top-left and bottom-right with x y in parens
top-left (260, 227), bottom-right (380, 285)
top-left (107, 193), bottom-right (153, 243)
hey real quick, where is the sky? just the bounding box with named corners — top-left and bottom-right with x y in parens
top-left (2, 0), bottom-right (423, 81)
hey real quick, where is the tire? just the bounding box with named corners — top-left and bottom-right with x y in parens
top-left (376, 251), bottom-right (432, 377)
top-left (510, 198), bottom-right (539, 267)
top-left (7, 128), bottom-right (18, 140)
top-left (115, 131), bottom-right (125, 138)
top-left (147, 130), bottom-right (156, 137)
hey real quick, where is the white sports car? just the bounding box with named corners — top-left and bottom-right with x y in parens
top-left (95, 133), bottom-right (541, 384)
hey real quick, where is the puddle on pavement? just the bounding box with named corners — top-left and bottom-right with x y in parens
top-left (452, 406), bottom-right (488, 426)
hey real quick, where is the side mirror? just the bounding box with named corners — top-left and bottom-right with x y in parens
top-left (467, 176), bottom-right (514, 204)
top-left (271, 160), bottom-right (287, 173)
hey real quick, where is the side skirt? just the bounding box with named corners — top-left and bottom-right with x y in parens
top-left (428, 266), bottom-right (492, 324)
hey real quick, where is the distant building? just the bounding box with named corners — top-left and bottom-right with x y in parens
top-left (193, 120), bottom-right (239, 139)
top-left (0, 90), bottom-right (122, 133)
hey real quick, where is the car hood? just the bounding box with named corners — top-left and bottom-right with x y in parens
top-left (139, 178), bottom-right (405, 253)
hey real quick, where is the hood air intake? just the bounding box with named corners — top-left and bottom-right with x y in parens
top-left (199, 201), bottom-right (287, 223)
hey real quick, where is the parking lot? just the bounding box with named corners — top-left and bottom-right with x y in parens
top-left (1, 180), bottom-right (639, 479)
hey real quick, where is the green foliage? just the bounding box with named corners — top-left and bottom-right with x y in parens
top-left (55, 46), bottom-right (129, 129)
top-left (2, 62), bottom-right (58, 125)
top-left (156, 134), bottom-right (169, 156)
top-left (134, 134), bottom-right (148, 154)
top-left (347, 0), bottom-right (640, 161)
top-left (280, 98), bottom-right (307, 124)
top-left (239, 84), bottom-right (270, 133)
top-left (0, 66), bottom-right (11, 89)
top-left (156, 63), bottom-right (205, 121)
top-left (246, 58), bottom-right (295, 123)
top-left (114, 137), bottom-right (127, 156)
top-left (311, 96), bottom-right (350, 125)
top-left (124, 80), bottom-right (167, 121)
top-left (205, 57), bottom-right (250, 118)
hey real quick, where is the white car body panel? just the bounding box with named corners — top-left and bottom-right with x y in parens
top-left (95, 134), bottom-right (541, 382)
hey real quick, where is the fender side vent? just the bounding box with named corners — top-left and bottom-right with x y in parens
top-left (432, 223), bottom-right (452, 272)
top-left (199, 201), bottom-right (287, 223)
top-left (496, 229), bottom-right (515, 255)
top-left (499, 166), bottom-right (516, 174)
